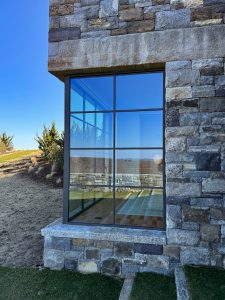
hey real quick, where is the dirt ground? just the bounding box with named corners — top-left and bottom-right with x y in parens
top-left (0, 173), bottom-right (62, 267)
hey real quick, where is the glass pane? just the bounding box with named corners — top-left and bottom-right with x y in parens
top-left (116, 111), bottom-right (163, 147)
top-left (70, 112), bottom-right (113, 148)
top-left (71, 76), bottom-right (113, 112)
top-left (116, 150), bottom-right (163, 187)
top-left (70, 150), bottom-right (113, 186)
top-left (69, 187), bottom-right (113, 224)
top-left (116, 73), bottom-right (163, 110)
top-left (115, 188), bottom-right (164, 228)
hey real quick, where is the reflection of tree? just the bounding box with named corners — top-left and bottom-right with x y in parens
top-left (71, 121), bottom-right (104, 147)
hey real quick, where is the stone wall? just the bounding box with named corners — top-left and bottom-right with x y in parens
top-left (45, 0), bottom-right (225, 275)
top-left (166, 57), bottom-right (225, 268)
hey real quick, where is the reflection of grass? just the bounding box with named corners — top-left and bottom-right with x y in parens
top-left (70, 191), bottom-right (112, 200)
top-left (0, 150), bottom-right (40, 164)
top-left (0, 267), bottom-right (123, 300)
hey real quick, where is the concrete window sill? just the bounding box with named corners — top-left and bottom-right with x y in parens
top-left (41, 219), bottom-right (166, 245)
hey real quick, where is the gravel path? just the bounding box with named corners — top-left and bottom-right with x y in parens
top-left (0, 173), bottom-right (62, 267)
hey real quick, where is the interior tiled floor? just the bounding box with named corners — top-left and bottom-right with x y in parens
top-left (71, 197), bottom-right (163, 228)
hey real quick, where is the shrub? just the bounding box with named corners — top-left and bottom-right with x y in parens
top-left (35, 122), bottom-right (58, 159)
top-left (36, 122), bottom-right (64, 172)
top-left (0, 132), bottom-right (13, 152)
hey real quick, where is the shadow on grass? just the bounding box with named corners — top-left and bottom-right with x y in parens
top-left (185, 265), bottom-right (225, 300)
top-left (0, 267), bottom-right (123, 300)
top-left (131, 272), bottom-right (176, 300)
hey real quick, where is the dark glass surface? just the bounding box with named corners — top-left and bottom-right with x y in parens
top-left (115, 150), bottom-right (163, 187)
top-left (116, 73), bottom-right (163, 110)
top-left (69, 187), bottom-right (113, 224)
top-left (70, 113), bottom-right (113, 148)
top-left (115, 188), bottom-right (164, 228)
top-left (116, 111), bottom-right (163, 148)
top-left (70, 76), bottom-right (114, 112)
top-left (70, 150), bottom-right (113, 186)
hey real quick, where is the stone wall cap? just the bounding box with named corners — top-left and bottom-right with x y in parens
top-left (41, 219), bottom-right (166, 245)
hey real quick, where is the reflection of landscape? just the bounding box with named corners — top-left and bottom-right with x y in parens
top-left (70, 156), bottom-right (163, 187)
top-left (69, 187), bottom-right (163, 228)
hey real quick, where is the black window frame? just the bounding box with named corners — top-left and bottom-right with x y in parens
top-left (63, 70), bottom-right (166, 230)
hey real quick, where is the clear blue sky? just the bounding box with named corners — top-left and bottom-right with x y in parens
top-left (0, 1), bottom-right (64, 150)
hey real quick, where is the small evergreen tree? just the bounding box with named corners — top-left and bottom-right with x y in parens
top-left (0, 132), bottom-right (13, 152)
top-left (35, 122), bottom-right (59, 159)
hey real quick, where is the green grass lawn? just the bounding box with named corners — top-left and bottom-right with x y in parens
top-left (0, 150), bottom-right (40, 164)
top-left (131, 272), bottom-right (176, 300)
top-left (185, 265), bottom-right (225, 300)
top-left (0, 267), bottom-right (123, 300)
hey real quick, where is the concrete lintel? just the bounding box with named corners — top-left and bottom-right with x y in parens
top-left (41, 219), bottom-right (167, 245)
top-left (48, 25), bottom-right (225, 78)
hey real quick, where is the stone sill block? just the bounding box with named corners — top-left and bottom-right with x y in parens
top-left (41, 219), bottom-right (166, 245)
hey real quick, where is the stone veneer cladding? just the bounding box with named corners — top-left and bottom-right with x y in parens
top-left (43, 0), bottom-right (225, 276)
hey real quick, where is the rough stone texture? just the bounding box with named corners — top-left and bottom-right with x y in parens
top-left (46, 0), bottom-right (225, 276)
top-left (175, 267), bottom-right (191, 300)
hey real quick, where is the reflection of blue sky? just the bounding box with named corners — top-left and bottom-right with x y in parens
top-left (116, 111), bottom-right (162, 147)
top-left (71, 149), bottom-right (162, 160)
top-left (116, 73), bottom-right (163, 109)
top-left (70, 73), bottom-right (163, 155)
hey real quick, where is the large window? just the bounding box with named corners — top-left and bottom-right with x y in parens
top-left (66, 72), bottom-right (164, 229)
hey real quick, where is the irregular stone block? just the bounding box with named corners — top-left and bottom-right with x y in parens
top-left (166, 60), bottom-right (191, 71)
top-left (166, 137), bottom-right (186, 153)
top-left (81, 0), bottom-right (99, 6)
top-left (44, 249), bottom-right (64, 270)
top-left (166, 69), bottom-right (199, 88)
top-left (204, 0), bottom-right (225, 5)
top-left (190, 197), bottom-right (223, 208)
top-left (163, 245), bottom-right (180, 258)
top-left (166, 87), bottom-right (192, 101)
top-left (192, 85), bottom-right (215, 97)
top-left (58, 4), bottom-right (74, 15)
top-left (49, 43), bottom-right (59, 56)
top-left (192, 58), bottom-right (224, 76)
top-left (134, 244), bottom-right (163, 255)
top-left (115, 242), bottom-right (133, 257)
top-left (200, 97), bottom-right (225, 112)
top-left (182, 222), bottom-right (199, 231)
top-left (167, 205), bottom-right (182, 229)
top-left (123, 257), bottom-right (147, 266)
top-left (127, 19), bottom-right (155, 33)
top-left (119, 7), bottom-right (143, 21)
top-left (180, 247), bottom-right (210, 265)
top-left (144, 4), bottom-right (170, 13)
top-left (200, 224), bottom-right (220, 242)
top-left (78, 261), bottom-right (98, 274)
top-left (99, 0), bottom-right (118, 17)
top-left (46, 237), bottom-right (71, 251)
top-left (49, 28), bottom-right (81, 42)
top-left (60, 11), bottom-right (87, 31)
top-left (102, 258), bottom-right (121, 275)
top-left (86, 248), bottom-right (100, 259)
top-left (180, 113), bottom-right (211, 126)
top-left (167, 229), bottom-right (200, 246)
top-left (171, 0), bottom-right (203, 8)
top-left (64, 258), bottom-right (78, 270)
top-left (166, 109), bottom-right (180, 127)
top-left (166, 164), bottom-right (183, 178)
top-left (166, 126), bottom-right (198, 137)
top-left (211, 208), bottom-right (225, 224)
top-left (147, 255), bottom-right (170, 270)
top-left (202, 179), bottom-right (225, 193)
top-left (183, 205), bottom-right (209, 223)
top-left (196, 153), bottom-right (221, 171)
top-left (155, 9), bottom-right (190, 30)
